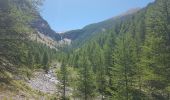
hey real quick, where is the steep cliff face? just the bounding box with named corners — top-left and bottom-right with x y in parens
top-left (31, 15), bottom-right (61, 41)
top-left (0, 0), bottom-right (60, 99)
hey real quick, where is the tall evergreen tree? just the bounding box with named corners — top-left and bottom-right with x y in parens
top-left (78, 55), bottom-right (97, 100)
top-left (140, 0), bottom-right (170, 99)
top-left (42, 51), bottom-right (49, 72)
top-left (112, 33), bottom-right (137, 100)
top-left (60, 60), bottom-right (67, 100)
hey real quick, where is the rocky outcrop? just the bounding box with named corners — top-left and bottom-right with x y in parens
top-left (31, 15), bottom-right (61, 41)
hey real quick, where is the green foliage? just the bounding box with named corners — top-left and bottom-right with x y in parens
top-left (111, 33), bottom-right (138, 99)
top-left (42, 51), bottom-right (49, 72)
top-left (77, 56), bottom-right (97, 99)
top-left (0, 0), bottom-right (56, 74)
top-left (59, 0), bottom-right (170, 99)
top-left (1, 0), bottom-right (170, 99)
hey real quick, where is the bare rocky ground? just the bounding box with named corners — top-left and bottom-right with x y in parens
top-left (0, 63), bottom-right (61, 100)
top-left (0, 62), bottom-right (76, 100)
top-left (27, 69), bottom-right (59, 94)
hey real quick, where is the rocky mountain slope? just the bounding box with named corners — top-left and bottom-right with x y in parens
top-left (61, 8), bottom-right (141, 47)
top-left (0, 0), bottom-right (62, 99)
top-left (31, 15), bottom-right (61, 41)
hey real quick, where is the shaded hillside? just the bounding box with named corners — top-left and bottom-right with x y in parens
top-left (31, 15), bottom-right (61, 41)
top-left (0, 0), bottom-right (60, 99)
top-left (59, 0), bottom-right (170, 99)
top-left (0, 0), bottom-right (58, 81)
top-left (61, 8), bottom-right (140, 47)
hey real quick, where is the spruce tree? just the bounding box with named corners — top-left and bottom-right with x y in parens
top-left (78, 55), bottom-right (96, 100)
top-left (60, 61), bottom-right (67, 100)
top-left (112, 33), bottom-right (137, 100)
top-left (42, 51), bottom-right (49, 72)
top-left (140, 0), bottom-right (170, 99)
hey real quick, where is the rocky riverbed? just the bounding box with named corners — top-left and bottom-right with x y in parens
top-left (27, 70), bottom-right (59, 94)
top-left (26, 62), bottom-right (73, 99)
top-left (27, 63), bottom-right (61, 94)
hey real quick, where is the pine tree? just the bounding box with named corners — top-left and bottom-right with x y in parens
top-left (60, 61), bottom-right (67, 100)
top-left (140, 0), bottom-right (170, 99)
top-left (78, 55), bottom-right (97, 100)
top-left (27, 51), bottom-right (34, 67)
top-left (42, 51), bottom-right (49, 72)
top-left (96, 49), bottom-right (107, 99)
top-left (112, 33), bottom-right (137, 100)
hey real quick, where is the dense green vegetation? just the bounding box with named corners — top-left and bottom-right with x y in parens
top-left (1, 0), bottom-right (170, 100)
top-left (0, 0), bottom-right (57, 78)
top-left (0, 0), bottom-right (59, 99)
top-left (61, 8), bottom-right (140, 48)
top-left (58, 0), bottom-right (170, 99)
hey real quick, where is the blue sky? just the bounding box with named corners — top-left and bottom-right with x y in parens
top-left (40, 0), bottom-right (154, 32)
